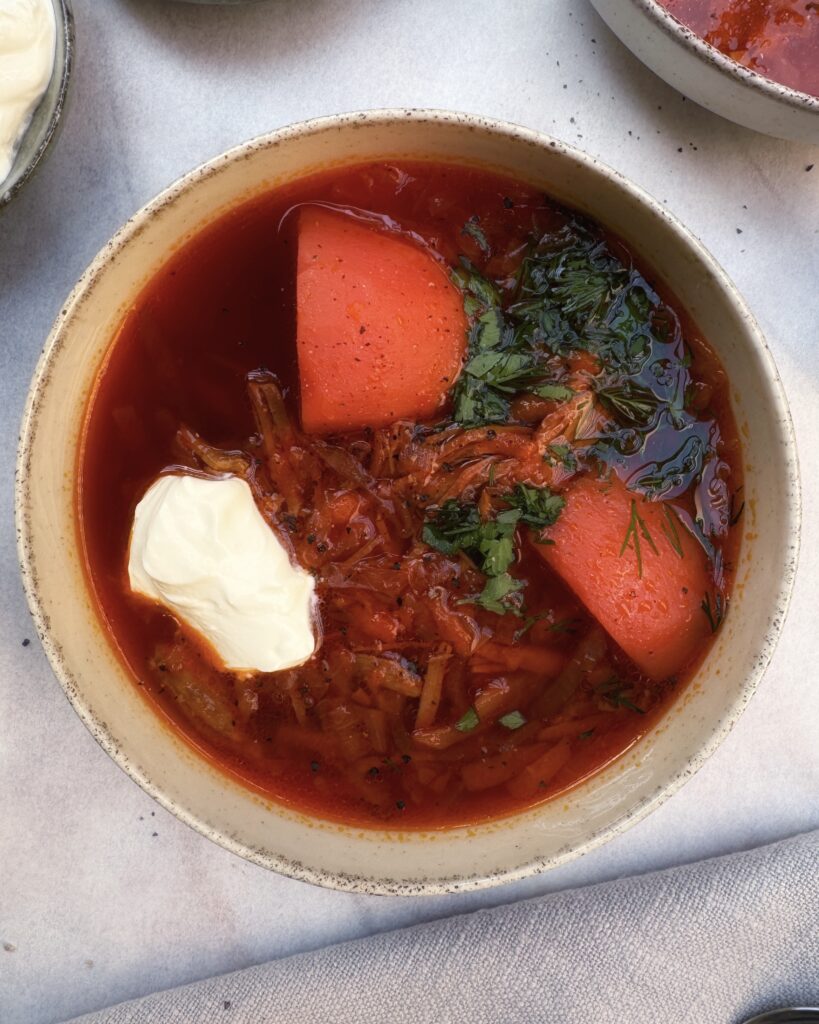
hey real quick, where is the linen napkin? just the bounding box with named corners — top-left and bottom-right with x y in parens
top-left (66, 829), bottom-right (819, 1024)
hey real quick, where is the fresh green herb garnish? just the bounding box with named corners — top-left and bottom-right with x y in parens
top-left (450, 260), bottom-right (501, 318)
top-left (455, 706), bottom-right (480, 732)
top-left (549, 617), bottom-right (581, 633)
top-left (422, 499), bottom-right (520, 614)
top-left (545, 443), bottom-right (577, 471)
top-left (499, 710), bottom-right (527, 730)
top-left (475, 572), bottom-right (525, 614)
top-left (451, 215), bottom-right (721, 511)
top-left (423, 488), bottom-right (564, 615)
top-left (619, 499), bottom-right (659, 579)
top-left (659, 504), bottom-right (685, 559)
top-left (532, 383), bottom-right (575, 402)
top-left (578, 729), bottom-right (595, 739)
top-left (729, 488), bottom-right (745, 527)
top-left (599, 680), bottom-right (646, 714)
top-left (513, 612), bottom-right (548, 640)
top-left (449, 260), bottom-right (573, 427)
top-left (596, 382), bottom-right (658, 427)
top-left (502, 483), bottom-right (565, 531)
top-left (461, 215), bottom-right (491, 256)
top-left (421, 500), bottom-right (483, 556)
top-left (701, 591), bottom-right (724, 633)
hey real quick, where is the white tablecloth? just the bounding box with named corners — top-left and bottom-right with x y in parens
top-left (2, 2), bottom-right (817, 1022)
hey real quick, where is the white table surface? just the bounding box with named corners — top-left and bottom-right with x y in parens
top-left (2, 1), bottom-right (818, 1021)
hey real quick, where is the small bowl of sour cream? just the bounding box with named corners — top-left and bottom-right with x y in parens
top-left (0, 0), bottom-right (73, 210)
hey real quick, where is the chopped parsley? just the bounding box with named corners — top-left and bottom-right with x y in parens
top-left (455, 707), bottom-right (480, 732)
top-left (499, 710), bottom-right (527, 730)
top-left (475, 572), bottom-right (525, 614)
top-left (502, 483), bottom-right (565, 531)
top-left (545, 443), bottom-right (577, 471)
top-left (422, 487), bottom-right (565, 615)
top-left (449, 262), bottom-right (573, 427)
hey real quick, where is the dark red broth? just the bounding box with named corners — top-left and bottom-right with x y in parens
top-left (79, 161), bottom-right (742, 829)
top-left (661, 0), bottom-right (819, 95)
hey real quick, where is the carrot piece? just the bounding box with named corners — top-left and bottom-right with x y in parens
top-left (415, 646), bottom-right (451, 730)
top-left (472, 677), bottom-right (514, 722)
top-left (429, 594), bottom-right (480, 657)
top-left (537, 474), bottom-right (711, 680)
top-left (505, 739), bottom-right (572, 800)
top-left (361, 708), bottom-right (390, 754)
top-left (296, 207), bottom-right (467, 434)
top-left (528, 626), bottom-right (608, 719)
top-left (356, 655), bottom-right (422, 697)
top-left (412, 724), bottom-right (467, 750)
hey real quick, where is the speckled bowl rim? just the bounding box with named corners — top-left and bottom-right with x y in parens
top-left (15, 109), bottom-right (802, 895)
top-left (0, 0), bottom-right (74, 211)
top-left (632, 0), bottom-right (819, 111)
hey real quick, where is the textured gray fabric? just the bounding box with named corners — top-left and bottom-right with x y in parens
top-left (66, 830), bottom-right (819, 1024)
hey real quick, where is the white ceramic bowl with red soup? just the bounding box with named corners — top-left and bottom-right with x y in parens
top-left (17, 110), bottom-right (799, 894)
top-left (590, 0), bottom-right (819, 143)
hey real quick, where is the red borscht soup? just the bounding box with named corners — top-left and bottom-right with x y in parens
top-left (79, 162), bottom-right (743, 829)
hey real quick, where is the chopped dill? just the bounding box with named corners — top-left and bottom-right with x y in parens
top-left (659, 503), bottom-right (685, 559)
top-left (729, 488), bottom-right (745, 527)
top-left (599, 679), bottom-right (646, 714)
top-left (619, 499), bottom-right (659, 579)
top-left (701, 591), bottom-right (724, 633)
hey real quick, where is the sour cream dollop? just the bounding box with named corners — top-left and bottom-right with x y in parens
top-left (128, 474), bottom-right (316, 674)
top-left (0, 0), bottom-right (57, 187)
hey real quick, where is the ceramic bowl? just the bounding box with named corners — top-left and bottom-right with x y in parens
top-left (589, 0), bottom-right (819, 144)
top-left (16, 110), bottom-right (800, 894)
top-left (0, 0), bottom-right (74, 210)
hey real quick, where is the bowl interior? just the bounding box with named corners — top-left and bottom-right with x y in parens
top-left (17, 112), bottom-right (800, 894)
top-left (1, 0), bottom-right (73, 209)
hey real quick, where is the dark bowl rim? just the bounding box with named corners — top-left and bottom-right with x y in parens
top-left (0, 0), bottom-right (75, 211)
